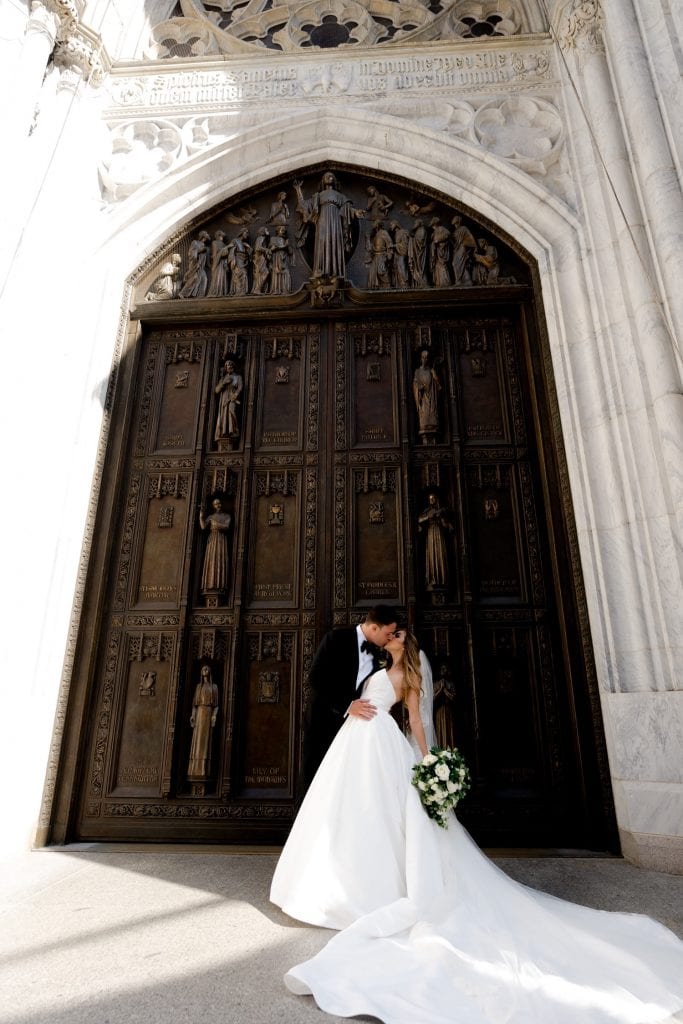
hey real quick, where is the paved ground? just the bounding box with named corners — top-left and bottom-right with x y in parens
top-left (1, 844), bottom-right (682, 1024)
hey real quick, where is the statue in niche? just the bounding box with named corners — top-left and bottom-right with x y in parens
top-left (214, 359), bottom-right (243, 443)
top-left (145, 253), bottom-right (182, 301)
top-left (294, 171), bottom-right (365, 279)
top-left (187, 664), bottom-right (219, 780)
top-left (365, 221), bottom-right (393, 289)
top-left (365, 185), bottom-right (393, 221)
top-left (413, 349), bottom-right (441, 442)
top-left (227, 228), bottom-right (252, 295)
top-left (429, 217), bottom-right (452, 288)
top-left (267, 190), bottom-right (290, 226)
top-left (408, 219), bottom-right (429, 288)
top-left (390, 221), bottom-right (410, 289)
top-left (269, 226), bottom-right (295, 294)
top-left (179, 231), bottom-right (211, 298)
top-left (433, 663), bottom-right (458, 750)
top-left (417, 491), bottom-right (455, 592)
top-left (251, 227), bottom-right (271, 294)
top-left (473, 237), bottom-right (500, 285)
top-left (207, 230), bottom-right (231, 297)
top-left (451, 215), bottom-right (476, 285)
top-left (199, 496), bottom-right (232, 598)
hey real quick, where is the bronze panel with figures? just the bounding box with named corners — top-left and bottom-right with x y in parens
top-left (53, 167), bottom-right (614, 851)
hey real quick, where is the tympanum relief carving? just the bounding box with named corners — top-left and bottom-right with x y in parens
top-left (139, 170), bottom-right (527, 307)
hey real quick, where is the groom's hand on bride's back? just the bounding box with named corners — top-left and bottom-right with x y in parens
top-left (348, 699), bottom-right (377, 720)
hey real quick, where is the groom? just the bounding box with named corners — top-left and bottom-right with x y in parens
top-left (302, 605), bottom-right (398, 789)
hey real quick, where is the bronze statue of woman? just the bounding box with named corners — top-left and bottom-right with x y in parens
top-left (187, 665), bottom-right (219, 780)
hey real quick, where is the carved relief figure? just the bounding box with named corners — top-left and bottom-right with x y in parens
top-left (251, 227), bottom-right (271, 294)
top-left (408, 219), bottom-right (429, 287)
top-left (365, 221), bottom-right (393, 289)
top-left (139, 671), bottom-right (156, 697)
top-left (269, 226), bottom-right (295, 294)
top-left (365, 185), bottom-right (393, 221)
top-left (413, 349), bottom-right (441, 442)
top-left (207, 230), bottom-right (230, 297)
top-left (390, 221), bottom-right (410, 289)
top-left (473, 237), bottom-right (500, 284)
top-left (145, 253), bottom-right (182, 301)
top-left (179, 231), bottom-right (211, 298)
top-left (199, 497), bottom-right (232, 596)
top-left (267, 190), bottom-right (290, 226)
top-left (429, 217), bottom-right (452, 288)
top-left (214, 359), bottom-right (243, 441)
top-left (294, 172), bottom-right (364, 279)
top-left (418, 491), bottom-right (455, 590)
top-left (227, 228), bottom-right (252, 295)
top-left (433, 664), bottom-right (458, 749)
top-left (403, 196), bottom-right (435, 218)
top-left (187, 664), bottom-right (219, 780)
top-left (451, 215), bottom-right (476, 285)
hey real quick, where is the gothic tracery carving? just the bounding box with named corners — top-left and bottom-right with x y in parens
top-left (146, 0), bottom-right (530, 58)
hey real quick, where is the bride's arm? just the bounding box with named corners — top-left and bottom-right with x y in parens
top-left (406, 686), bottom-right (428, 758)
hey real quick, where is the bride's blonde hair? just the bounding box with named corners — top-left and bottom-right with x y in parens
top-left (401, 631), bottom-right (423, 704)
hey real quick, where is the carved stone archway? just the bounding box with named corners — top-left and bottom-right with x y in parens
top-left (46, 154), bottom-right (616, 850)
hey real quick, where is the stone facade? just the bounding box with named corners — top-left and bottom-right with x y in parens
top-left (1, 0), bottom-right (681, 869)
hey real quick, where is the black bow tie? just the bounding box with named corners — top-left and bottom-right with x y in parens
top-left (361, 639), bottom-right (379, 655)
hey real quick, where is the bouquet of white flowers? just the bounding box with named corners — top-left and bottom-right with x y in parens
top-left (411, 746), bottom-right (471, 829)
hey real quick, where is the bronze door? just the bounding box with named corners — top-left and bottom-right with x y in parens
top-left (68, 310), bottom-right (614, 849)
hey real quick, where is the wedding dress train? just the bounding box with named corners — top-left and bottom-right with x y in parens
top-left (270, 670), bottom-right (683, 1024)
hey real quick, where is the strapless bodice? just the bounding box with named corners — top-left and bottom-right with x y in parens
top-left (361, 670), bottom-right (399, 713)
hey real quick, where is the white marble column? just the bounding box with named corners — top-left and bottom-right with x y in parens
top-left (0, 3), bottom-right (85, 290)
top-left (602, 0), bottom-right (683, 363)
top-left (552, 0), bottom-right (683, 870)
top-left (12, 2), bottom-right (62, 140)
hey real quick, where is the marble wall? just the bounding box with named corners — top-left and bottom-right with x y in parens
top-left (1, 0), bottom-right (681, 868)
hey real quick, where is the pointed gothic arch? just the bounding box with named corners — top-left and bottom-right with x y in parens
top-left (44, 115), bottom-right (618, 850)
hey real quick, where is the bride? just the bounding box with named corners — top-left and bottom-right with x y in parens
top-left (270, 630), bottom-right (683, 1023)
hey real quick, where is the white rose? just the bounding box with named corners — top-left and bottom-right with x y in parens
top-left (423, 754), bottom-right (438, 766)
top-left (446, 781), bottom-right (457, 793)
top-left (435, 763), bottom-right (450, 781)
top-left (418, 781), bottom-right (427, 791)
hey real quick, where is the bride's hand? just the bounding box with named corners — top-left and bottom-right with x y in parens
top-left (348, 699), bottom-right (377, 720)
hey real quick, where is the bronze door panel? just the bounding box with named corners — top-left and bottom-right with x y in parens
top-left (69, 312), bottom-right (613, 849)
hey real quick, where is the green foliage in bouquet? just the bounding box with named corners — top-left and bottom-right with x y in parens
top-left (411, 746), bottom-right (471, 829)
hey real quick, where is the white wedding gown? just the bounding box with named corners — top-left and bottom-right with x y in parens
top-left (270, 670), bottom-right (683, 1024)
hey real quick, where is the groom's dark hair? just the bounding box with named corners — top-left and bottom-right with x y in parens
top-left (364, 605), bottom-right (398, 626)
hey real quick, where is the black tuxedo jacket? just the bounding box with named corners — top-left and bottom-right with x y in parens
top-left (303, 627), bottom-right (365, 786)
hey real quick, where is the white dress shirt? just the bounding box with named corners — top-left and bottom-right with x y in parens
top-left (356, 624), bottom-right (374, 689)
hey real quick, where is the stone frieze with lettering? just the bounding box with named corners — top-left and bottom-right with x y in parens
top-left (100, 43), bottom-right (573, 206)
